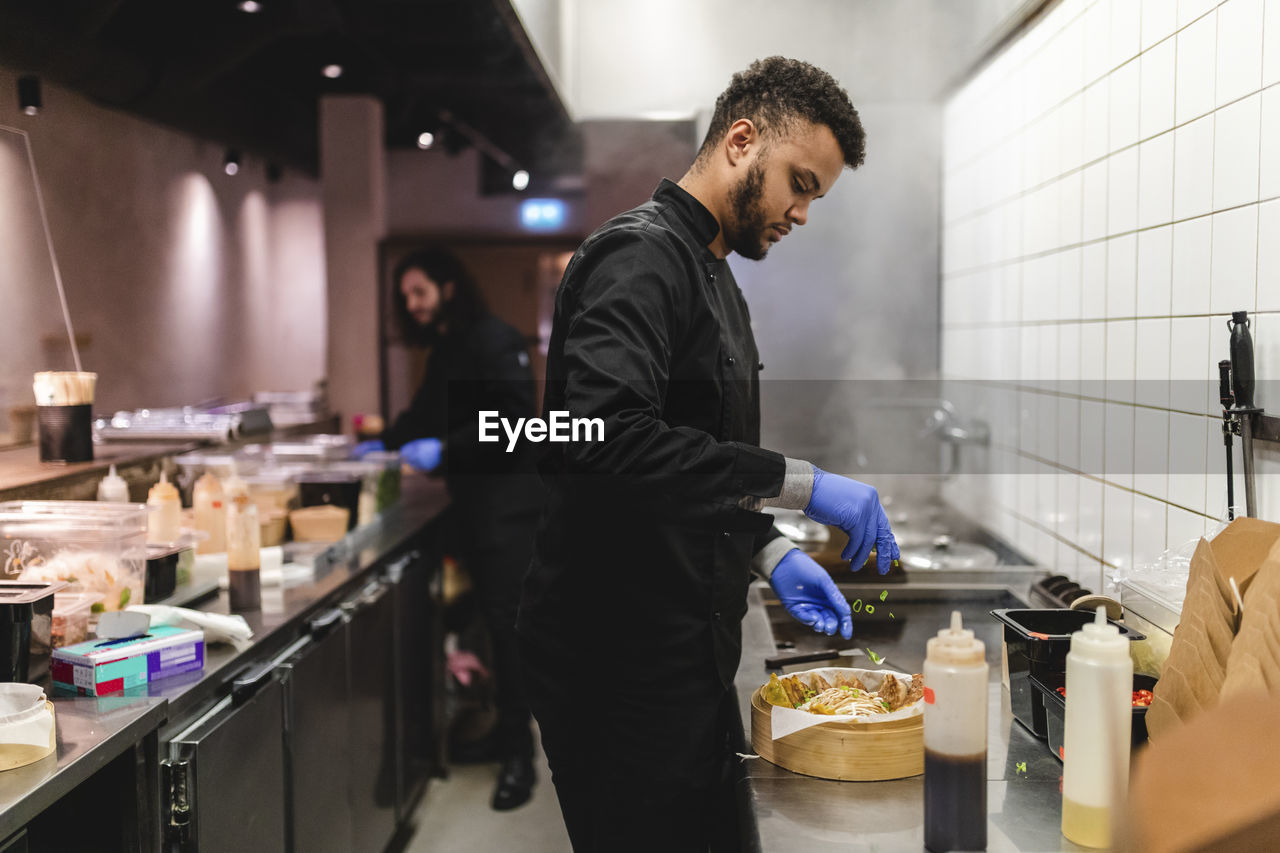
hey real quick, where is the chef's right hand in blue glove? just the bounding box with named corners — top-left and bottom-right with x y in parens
top-left (400, 437), bottom-right (443, 473)
top-left (352, 439), bottom-right (385, 459)
top-left (770, 549), bottom-right (853, 640)
top-left (803, 467), bottom-right (900, 574)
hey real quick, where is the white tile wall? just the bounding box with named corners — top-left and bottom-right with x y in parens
top-left (1173, 116), bottom-right (1216, 220)
top-left (1210, 205), bottom-right (1259, 314)
top-left (1176, 12), bottom-right (1218, 123)
top-left (1212, 94), bottom-right (1261, 208)
top-left (1265, 0), bottom-right (1280, 86)
top-left (1260, 89), bottom-right (1280, 199)
top-left (942, 0), bottom-right (1280, 571)
top-left (1216, 0), bottom-right (1264, 107)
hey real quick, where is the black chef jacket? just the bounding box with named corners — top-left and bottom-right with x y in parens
top-left (519, 179), bottom-right (787, 688)
top-left (382, 313), bottom-right (544, 539)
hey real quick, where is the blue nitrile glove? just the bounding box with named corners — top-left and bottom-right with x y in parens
top-left (803, 467), bottom-right (900, 574)
top-left (770, 549), bottom-right (853, 640)
top-left (352, 439), bottom-right (385, 459)
top-left (401, 437), bottom-right (443, 472)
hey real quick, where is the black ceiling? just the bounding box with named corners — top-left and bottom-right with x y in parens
top-left (0, 0), bottom-right (580, 182)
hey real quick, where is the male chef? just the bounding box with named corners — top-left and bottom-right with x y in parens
top-left (517, 56), bottom-right (899, 851)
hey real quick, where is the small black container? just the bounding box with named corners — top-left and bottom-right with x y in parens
top-left (1032, 672), bottom-right (1158, 762)
top-left (0, 580), bottom-right (67, 682)
top-left (38, 404), bottom-right (93, 464)
top-left (296, 472), bottom-right (362, 531)
top-left (990, 608), bottom-right (1145, 738)
top-left (145, 544), bottom-right (186, 602)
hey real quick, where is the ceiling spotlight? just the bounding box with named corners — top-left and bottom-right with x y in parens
top-left (512, 170), bottom-right (530, 192)
top-left (18, 76), bottom-right (41, 116)
top-left (224, 149), bottom-right (241, 176)
top-left (416, 131), bottom-right (435, 150)
top-left (237, 0), bottom-right (262, 12)
top-left (322, 64), bottom-right (344, 79)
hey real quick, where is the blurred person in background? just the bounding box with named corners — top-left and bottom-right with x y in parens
top-left (356, 247), bottom-right (543, 810)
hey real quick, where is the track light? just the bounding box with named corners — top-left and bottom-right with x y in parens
top-left (224, 149), bottom-right (241, 176)
top-left (237, 0), bottom-right (262, 12)
top-left (18, 76), bottom-right (41, 116)
top-left (322, 64), bottom-right (343, 79)
top-left (512, 170), bottom-right (530, 192)
top-left (416, 131), bottom-right (435, 150)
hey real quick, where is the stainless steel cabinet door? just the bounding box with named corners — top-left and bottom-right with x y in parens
top-left (345, 581), bottom-right (397, 853)
top-left (284, 611), bottom-right (353, 853)
top-left (171, 675), bottom-right (287, 853)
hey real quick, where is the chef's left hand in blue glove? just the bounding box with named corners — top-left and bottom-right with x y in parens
top-left (803, 467), bottom-right (900, 575)
top-left (770, 549), bottom-right (853, 640)
top-left (400, 438), bottom-right (443, 473)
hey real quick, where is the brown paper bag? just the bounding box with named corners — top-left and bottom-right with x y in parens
top-left (1222, 534), bottom-right (1280, 698)
top-left (1129, 691), bottom-right (1280, 853)
top-left (1146, 518), bottom-right (1280, 739)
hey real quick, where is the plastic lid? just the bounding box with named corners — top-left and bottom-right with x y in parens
top-left (148, 471), bottom-right (179, 503)
top-left (926, 610), bottom-right (986, 666)
top-left (1070, 605), bottom-right (1130, 662)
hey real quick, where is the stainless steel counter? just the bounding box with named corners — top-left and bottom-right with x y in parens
top-left (734, 569), bottom-right (1094, 852)
top-left (0, 474), bottom-right (448, 840)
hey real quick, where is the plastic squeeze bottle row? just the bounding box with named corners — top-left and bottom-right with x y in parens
top-left (923, 611), bottom-right (988, 852)
top-left (1061, 606), bottom-right (1133, 848)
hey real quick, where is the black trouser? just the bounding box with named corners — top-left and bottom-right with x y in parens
top-left (519, 629), bottom-right (740, 852)
top-left (456, 507), bottom-right (539, 759)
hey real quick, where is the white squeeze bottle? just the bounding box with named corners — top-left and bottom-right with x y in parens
top-left (192, 472), bottom-right (226, 554)
top-left (147, 471), bottom-right (182, 543)
top-left (97, 464), bottom-right (129, 502)
top-left (923, 610), bottom-right (988, 852)
top-left (1061, 606), bottom-right (1133, 848)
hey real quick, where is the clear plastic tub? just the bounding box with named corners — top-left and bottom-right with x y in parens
top-left (173, 450), bottom-right (261, 501)
top-left (244, 435), bottom-right (352, 466)
top-left (359, 451), bottom-right (402, 512)
top-left (52, 592), bottom-right (102, 647)
top-left (0, 500), bottom-right (147, 613)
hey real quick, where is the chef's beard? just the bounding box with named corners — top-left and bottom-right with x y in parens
top-left (724, 159), bottom-right (771, 261)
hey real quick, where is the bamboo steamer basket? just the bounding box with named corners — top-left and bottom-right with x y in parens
top-left (750, 683), bottom-right (923, 781)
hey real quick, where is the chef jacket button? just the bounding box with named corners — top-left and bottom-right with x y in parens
top-left (713, 611), bottom-right (722, 620)
top-left (721, 531), bottom-right (730, 539)
top-left (726, 356), bottom-right (736, 366)
top-left (708, 272), bottom-right (716, 283)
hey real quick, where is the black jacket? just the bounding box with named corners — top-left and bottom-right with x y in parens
top-left (383, 313), bottom-right (543, 541)
top-left (519, 180), bottom-right (786, 687)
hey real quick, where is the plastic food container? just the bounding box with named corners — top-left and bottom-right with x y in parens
top-left (989, 609), bottom-right (1145, 738)
top-left (145, 542), bottom-right (190, 602)
top-left (1032, 673), bottom-right (1158, 762)
top-left (51, 592), bottom-right (101, 648)
top-left (173, 451), bottom-right (260, 502)
top-left (295, 472), bottom-right (363, 531)
top-left (359, 451), bottom-right (402, 512)
top-left (0, 501), bottom-right (147, 615)
top-left (249, 435), bottom-right (352, 466)
top-left (0, 580), bottom-right (67, 682)
top-left (289, 505), bottom-right (349, 543)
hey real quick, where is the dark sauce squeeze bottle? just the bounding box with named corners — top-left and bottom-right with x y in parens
top-left (924, 610), bottom-right (988, 852)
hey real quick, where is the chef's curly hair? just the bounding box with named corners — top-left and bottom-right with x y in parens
top-left (695, 56), bottom-right (865, 169)
top-left (391, 247), bottom-right (488, 346)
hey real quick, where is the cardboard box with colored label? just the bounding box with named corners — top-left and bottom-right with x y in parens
top-left (51, 626), bottom-right (205, 696)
